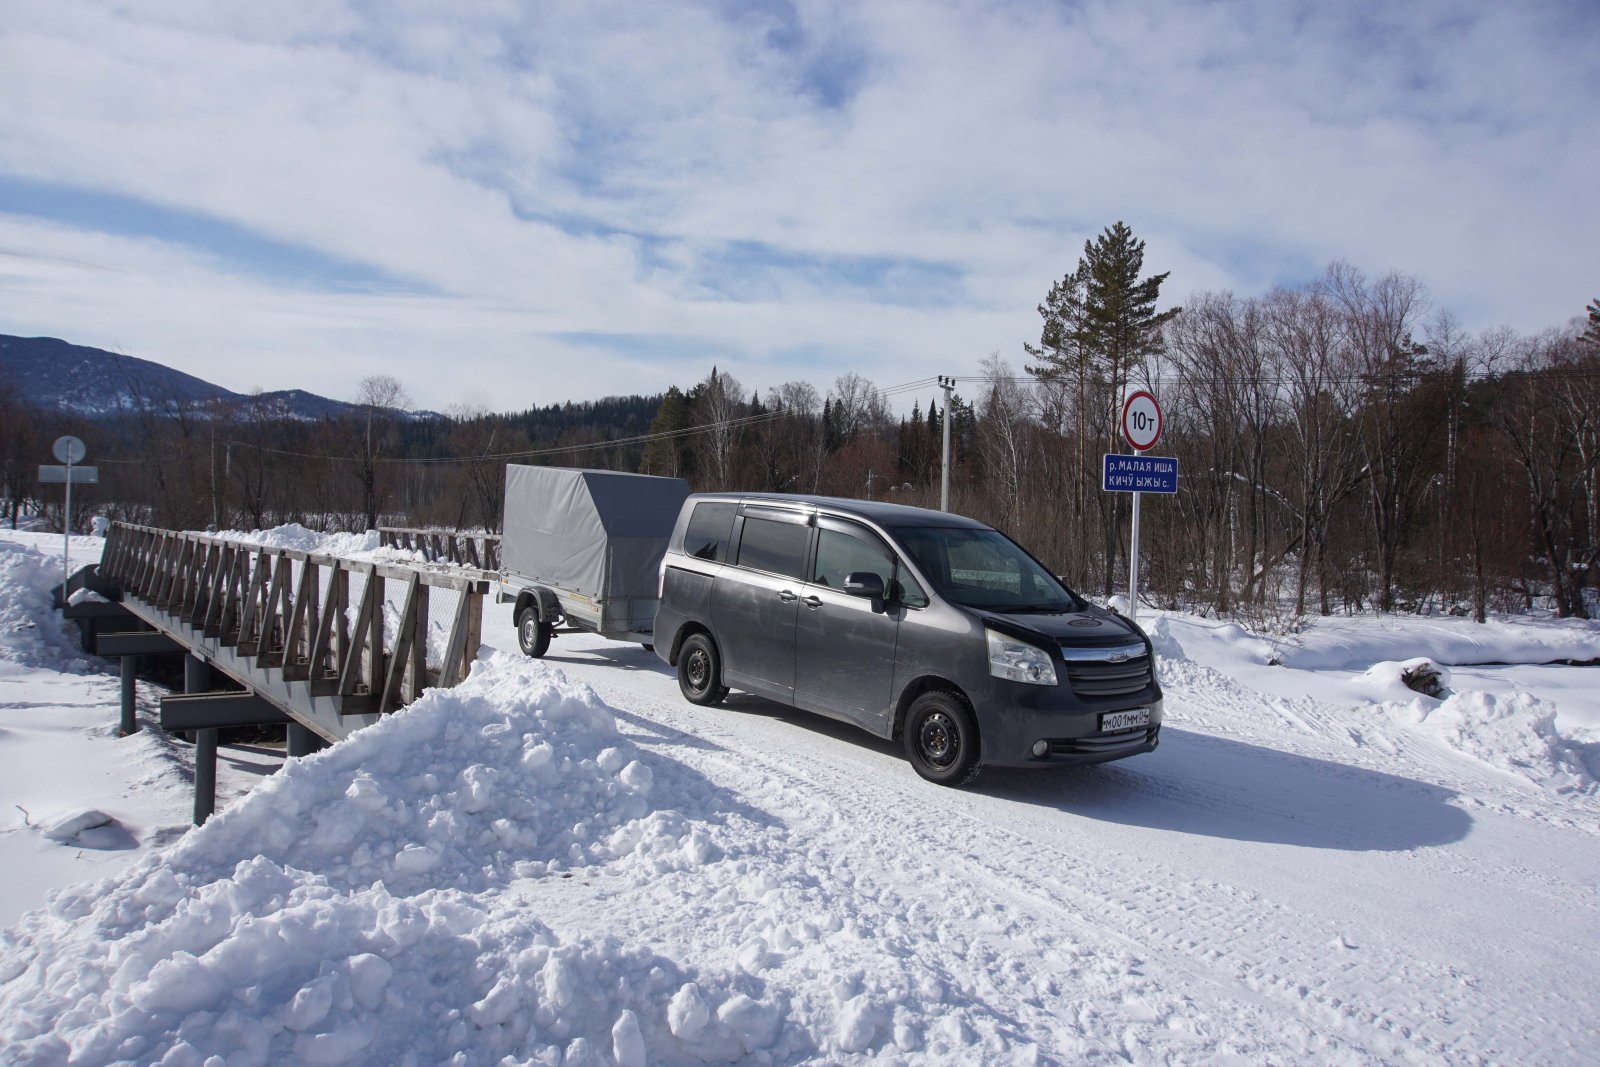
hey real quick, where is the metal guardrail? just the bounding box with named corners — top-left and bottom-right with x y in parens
top-left (101, 523), bottom-right (487, 720)
top-left (378, 526), bottom-right (501, 571)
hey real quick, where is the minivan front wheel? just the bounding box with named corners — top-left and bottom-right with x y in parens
top-left (677, 633), bottom-right (729, 706)
top-left (905, 691), bottom-right (981, 786)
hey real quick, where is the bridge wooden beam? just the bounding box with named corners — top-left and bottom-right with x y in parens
top-left (97, 630), bottom-right (187, 656)
top-left (159, 691), bottom-right (292, 731)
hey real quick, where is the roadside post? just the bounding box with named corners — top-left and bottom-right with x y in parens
top-left (39, 436), bottom-right (98, 602)
top-left (1103, 391), bottom-right (1174, 624)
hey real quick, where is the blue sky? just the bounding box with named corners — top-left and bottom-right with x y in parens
top-left (1, 0), bottom-right (1594, 413)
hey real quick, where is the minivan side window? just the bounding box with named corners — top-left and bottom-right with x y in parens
top-left (736, 515), bottom-right (810, 579)
top-left (683, 502), bottom-right (737, 562)
top-left (814, 522), bottom-right (929, 608)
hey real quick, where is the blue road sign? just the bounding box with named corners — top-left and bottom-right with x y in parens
top-left (1103, 454), bottom-right (1178, 494)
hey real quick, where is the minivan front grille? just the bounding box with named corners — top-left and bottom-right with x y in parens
top-left (1049, 725), bottom-right (1160, 756)
top-left (1061, 646), bottom-right (1153, 698)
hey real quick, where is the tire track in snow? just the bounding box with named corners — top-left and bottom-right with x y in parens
top-left (517, 633), bottom-right (1599, 1064)
top-left (603, 692), bottom-right (1416, 1063)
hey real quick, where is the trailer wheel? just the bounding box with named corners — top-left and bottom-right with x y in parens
top-left (516, 607), bottom-right (553, 658)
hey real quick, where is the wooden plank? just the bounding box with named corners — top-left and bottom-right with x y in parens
top-left (338, 571), bottom-right (382, 699)
top-left (438, 589), bottom-right (471, 688)
top-left (307, 565), bottom-right (347, 685)
top-left (281, 558), bottom-right (319, 680)
top-left (187, 543), bottom-right (220, 625)
top-left (216, 545), bottom-right (251, 646)
top-left (379, 572), bottom-right (421, 713)
top-left (235, 549), bottom-right (270, 655)
top-left (257, 554), bottom-right (294, 667)
top-left (202, 543), bottom-right (234, 637)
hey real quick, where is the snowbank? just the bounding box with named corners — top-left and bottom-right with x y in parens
top-left (1273, 614), bottom-right (1600, 670)
top-left (6, 656), bottom-right (746, 1064)
top-left (0, 536), bottom-right (101, 672)
top-left (1145, 614), bottom-right (1277, 672)
top-left (1386, 689), bottom-right (1600, 797)
top-left (0, 657), bottom-right (792, 1066)
top-left (215, 523), bottom-right (381, 559)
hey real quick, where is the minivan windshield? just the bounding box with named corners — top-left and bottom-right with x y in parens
top-left (889, 526), bottom-right (1083, 613)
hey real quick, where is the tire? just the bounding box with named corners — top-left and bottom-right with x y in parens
top-left (640, 643), bottom-right (654, 653)
top-left (904, 691), bottom-right (981, 786)
top-left (677, 632), bottom-right (728, 706)
top-left (516, 607), bottom-right (553, 658)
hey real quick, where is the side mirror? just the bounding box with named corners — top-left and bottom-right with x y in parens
top-left (843, 571), bottom-right (887, 613)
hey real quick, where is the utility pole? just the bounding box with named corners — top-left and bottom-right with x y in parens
top-left (210, 421), bottom-right (218, 529)
top-left (938, 375), bottom-right (955, 512)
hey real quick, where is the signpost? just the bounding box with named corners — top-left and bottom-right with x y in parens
top-left (1107, 392), bottom-right (1168, 623)
top-left (42, 436), bottom-right (92, 602)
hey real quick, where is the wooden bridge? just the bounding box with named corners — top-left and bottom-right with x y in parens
top-left (70, 522), bottom-right (490, 824)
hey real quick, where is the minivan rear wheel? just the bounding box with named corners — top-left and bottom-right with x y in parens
top-left (904, 691), bottom-right (981, 786)
top-left (677, 633), bottom-right (729, 706)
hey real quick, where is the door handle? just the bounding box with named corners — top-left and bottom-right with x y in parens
top-left (777, 589), bottom-right (798, 602)
top-left (802, 595), bottom-right (822, 608)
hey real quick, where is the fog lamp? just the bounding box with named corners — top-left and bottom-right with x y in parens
top-left (1031, 740), bottom-right (1050, 758)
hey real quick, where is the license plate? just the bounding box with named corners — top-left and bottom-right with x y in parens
top-left (1100, 707), bottom-right (1150, 732)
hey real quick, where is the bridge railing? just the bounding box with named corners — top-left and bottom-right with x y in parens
top-left (101, 522), bottom-right (486, 716)
top-left (377, 526), bottom-right (501, 572)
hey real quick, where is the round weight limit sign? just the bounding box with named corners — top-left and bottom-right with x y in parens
top-left (1121, 391), bottom-right (1162, 452)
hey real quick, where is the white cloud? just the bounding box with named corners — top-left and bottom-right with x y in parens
top-left (0, 0), bottom-right (1593, 411)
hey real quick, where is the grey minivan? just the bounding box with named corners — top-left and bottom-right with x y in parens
top-left (653, 493), bottom-right (1162, 786)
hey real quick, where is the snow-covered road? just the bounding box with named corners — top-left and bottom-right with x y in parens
top-left (3, 524), bottom-right (1598, 1065)
top-left (488, 616), bottom-right (1600, 1064)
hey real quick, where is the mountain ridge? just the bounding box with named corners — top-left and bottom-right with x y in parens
top-left (0, 335), bottom-right (365, 420)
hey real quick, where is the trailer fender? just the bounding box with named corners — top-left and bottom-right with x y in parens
top-left (513, 586), bottom-right (564, 626)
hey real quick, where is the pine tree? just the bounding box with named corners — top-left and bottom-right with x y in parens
top-left (1023, 266), bottom-right (1088, 380)
top-left (1024, 221), bottom-right (1180, 596)
top-left (642, 386), bottom-right (690, 477)
top-left (1079, 222), bottom-right (1180, 396)
top-left (1582, 297), bottom-right (1600, 347)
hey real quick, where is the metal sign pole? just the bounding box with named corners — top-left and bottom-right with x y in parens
top-left (938, 375), bottom-right (954, 512)
top-left (50, 435), bottom-right (89, 602)
top-left (63, 452), bottom-right (73, 601)
top-left (1127, 448), bottom-right (1142, 623)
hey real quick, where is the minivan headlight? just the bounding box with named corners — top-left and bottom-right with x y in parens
top-left (986, 628), bottom-right (1057, 686)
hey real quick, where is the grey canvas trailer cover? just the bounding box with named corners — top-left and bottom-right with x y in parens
top-left (496, 465), bottom-right (691, 657)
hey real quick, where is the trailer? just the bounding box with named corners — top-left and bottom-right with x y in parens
top-left (496, 465), bottom-right (691, 657)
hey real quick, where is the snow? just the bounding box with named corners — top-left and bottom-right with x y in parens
top-left (2, 525), bottom-right (1599, 1064)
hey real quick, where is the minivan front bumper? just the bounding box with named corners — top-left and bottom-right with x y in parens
top-left (978, 694), bottom-right (1164, 767)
